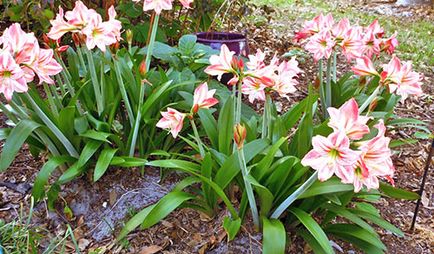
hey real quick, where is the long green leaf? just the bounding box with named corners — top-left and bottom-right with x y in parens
top-left (288, 207), bottom-right (334, 254)
top-left (94, 148), bottom-right (118, 182)
top-left (379, 182), bottom-right (419, 200)
top-left (325, 223), bottom-right (386, 250)
top-left (147, 159), bottom-right (201, 173)
top-left (32, 156), bottom-right (76, 201)
top-left (223, 217), bottom-right (242, 241)
top-left (217, 98), bottom-right (234, 155)
top-left (298, 177), bottom-right (354, 199)
top-left (351, 209), bottom-right (404, 237)
top-left (117, 191), bottom-right (193, 240)
top-left (0, 120), bottom-right (40, 171)
top-left (263, 218), bottom-right (286, 254)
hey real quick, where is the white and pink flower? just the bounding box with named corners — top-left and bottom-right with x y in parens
top-left (0, 51), bottom-right (28, 100)
top-left (192, 82), bottom-right (219, 113)
top-left (156, 107), bottom-right (186, 138)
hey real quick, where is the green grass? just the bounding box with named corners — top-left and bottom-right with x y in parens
top-left (249, 0), bottom-right (434, 74)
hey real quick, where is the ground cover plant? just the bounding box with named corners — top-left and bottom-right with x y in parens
top-left (0, 0), bottom-right (432, 253)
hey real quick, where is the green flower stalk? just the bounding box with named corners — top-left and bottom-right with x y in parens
top-left (234, 124), bottom-right (260, 227)
top-left (129, 14), bottom-right (160, 156)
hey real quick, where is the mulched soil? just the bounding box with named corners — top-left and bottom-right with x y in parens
top-left (1, 1), bottom-right (433, 253)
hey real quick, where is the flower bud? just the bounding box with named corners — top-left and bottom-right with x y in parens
top-left (368, 97), bottom-right (378, 112)
top-left (314, 76), bottom-right (321, 89)
top-left (139, 60), bottom-right (147, 77)
top-left (72, 33), bottom-right (84, 47)
top-left (234, 124), bottom-right (247, 150)
top-left (126, 29), bottom-right (133, 46)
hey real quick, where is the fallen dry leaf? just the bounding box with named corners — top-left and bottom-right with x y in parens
top-left (139, 245), bottom-right (163, 254)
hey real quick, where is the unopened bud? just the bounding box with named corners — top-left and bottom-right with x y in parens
top-left (234, 124), bottom-right (247, 150)
top-left (72, 33), bottom-right (84, 47)
top-left (110, 41), bottom-right (120, 52)
top-left (314, 76), bottom-right (321, 89)
top-left (359, 76), bottom-right (367, 86)
top-left (368, 97), bottom-right (378, 112)
top-left (126, 29), bottom-right (133, 46)
top-left (139, 60), bottom-right (147, 77)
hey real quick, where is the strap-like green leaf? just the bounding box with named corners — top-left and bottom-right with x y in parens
top-left (32, 156), bottom-right (76, 201)
top-left (94, 148), bottom-right (118, 182)
top-left (325, 223), bottom-right (386, 250)
top-left (117, 191), bottom-right (193, 240)
top-left (298, 177), bottom-right (354, 199)
top-left (263, 218), bottom-right (286, 254)
top-left (379, 182), bottom-right (419, 200)
top-left (289, 207), bottom-right (334, 254)
top-left (147, 159), bottom-right (201, 173)
top-left (223, 217), bottom-right (242, 241)
top-left (0, 120), bottom-right (40, 171)
top-left (217, 98), bottom-right (234, 155)
top-left (351, 209), bottom-right (404, 237)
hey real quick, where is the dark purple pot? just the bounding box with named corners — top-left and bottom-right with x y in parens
top-left (196, 32), bottom-right (249, 57)
top-left (196, 32), bottom-right (249, 85)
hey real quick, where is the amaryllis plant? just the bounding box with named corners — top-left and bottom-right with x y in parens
top-left (122, 13), bottom-right (428, 254)
top-left (0, 2), bottom-right (429, 253)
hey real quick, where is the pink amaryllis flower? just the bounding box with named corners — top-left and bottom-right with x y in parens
top-left (135, 0), bottom-right (173, 14)
top-left (179, 0), bottom-right (193, 8)
top-left (380, 32), bottom-right (398, 55)
top-left (192, 82), bottom-right (219, 113)
top-left (270, 58), bottom-right (301, 98)
top-left (301, 131), bottom-right (359, 182)
top-left (340, 27), bottom-right (364, 61)
top-left (294, 13), bottom-right (334, 42)
top-left (352, 120), bottom-right (395, 192)
top-left (156, 107), bottom-right (186, 138)
top-left (29, 49), bottom-right (63, 85)
top-left (352, 56), bottom-right (379, 77)
top-left (0, 51), bottom-right (28, 100)
top-left (361, 31), bottom-right (381, 59)
top-left (328, 98), bottom-right (371, 140)
top-left (386, 59), bottom-right (423, 102)
top-left (205, 44), bottom-right (240, 85)
top-left (241, 77), bottom-right (267, 103)
top-left (365, 19), bottom-right (384, 38)
top-left (304, 30), bottom-right (336, 61)
top-left (82, 14), bottom-right (117, 52)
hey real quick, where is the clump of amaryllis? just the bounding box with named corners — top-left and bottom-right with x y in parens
top-left (192, 82), bottom-right (219, 113)
top-left (204, 44), bottom-right (243, 85)
top-left (301, 131), bottom-right (359, 182)
top-left (352, 55), bottom-right (423, 102)
top-left (0, 23), bottom-right (62, 100)
top-left (133, 0), bottom-right (193, 14)
top-left (327, 98), bottom-right (370, 140)
top-left (296, 14), bottom-right (398, 61)
top-left (241, 50), bottom-right (301, 102)
top-left (48, 1), bottom-right (121, 52)
top-left (156, 108), bottom-right (186, 138)
top-left (302, 98), bottom-right (396, 192)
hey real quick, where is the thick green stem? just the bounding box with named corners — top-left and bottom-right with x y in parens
top-left (235, 80), bottom-right (242, 124)
top-left (325, 56), bottom-right (332, 112)
top-left (43, 83), bottom-right (59, 117)
top-left (76, 46), bottom-right (87, 75)
top-left (359, 85), bottom-right (381, 113)
top-left (318, 60), bottom-right (327, 119)
top-left (129, 14), bottom-right (160, 157)
top-left (237, 147), bottom-right (260, 227)
top-left (190, 119), bottom-right (205, 158)
top-left (333, 51), bottom-right (337, 83)
top-left (85, 49), bottom-right (103, 116)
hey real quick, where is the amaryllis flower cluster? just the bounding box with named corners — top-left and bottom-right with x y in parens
top-left (133, 0), bottom-right (193, 14)
top-left (301, 98), bottom-right (395, 192)
top-left (48, 1), bottom-right (121, 52)
top-left (352, 55), bottom-right (423, 102)
top-left (296, 13), bottom-right (398, 61)
top-left (204, 45), bottom-right (302, 103)
top-left (0, 23), bottom-right (62, 100)
top-left (156, 82), bottom-right (218, 138)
